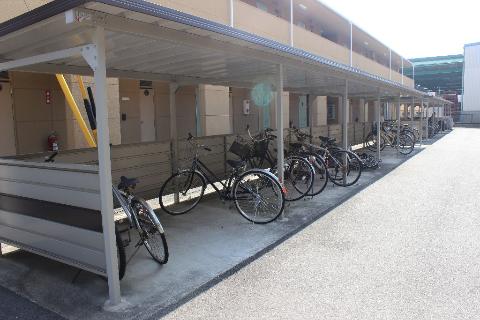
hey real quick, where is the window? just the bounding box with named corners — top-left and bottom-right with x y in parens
top-left (256, 1), bottom-right (268, 12)
top-left (328, 103), bottom-right (336, 120)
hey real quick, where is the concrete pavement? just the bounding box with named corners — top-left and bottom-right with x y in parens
top-left (163, 128), bottom-right (480, 320)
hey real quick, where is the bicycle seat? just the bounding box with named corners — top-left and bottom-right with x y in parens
top-left (289, 142), bottom-right (303, 150)
top-left (118, 176), bottom-right (139, 190)
top-left (227, 159), bottom-right (245, 169)
top-left (319, 136), bottom-right (336, 144)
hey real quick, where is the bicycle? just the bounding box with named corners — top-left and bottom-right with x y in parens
top-left (113, 176), bottom-right (169, 278)
top-left (159, 134), bottom-right (285, 224)
top-left (365, 123), bottom-right (415, 155)
top-left (44, 152), bottom-right (168, 280)
top-left (383, 121), bottom-right (419, 144)
top-left (284, 127), bottom-right (329, 196)
top-left (244, 126), bottom-right (315, 202)
top-left (309, 135), bottom-right (363, 187)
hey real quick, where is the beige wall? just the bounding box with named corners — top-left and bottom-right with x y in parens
top-left (10, 72), bottom-right (67, 154)
top-left (310, 96), bottom-right (327, 127)
top-left (234, 0), bottom-right (290, 45)
top-left (67, 75), bottom-right (121, 148)
top-left (0, 82), bottom-right (17, 156)
top-left (147, 0), bottom-right (229, 25)
top-left (293, 25), bottom-right (350, 65)
top-left (119, 79), bottom-right (141, 144)
top-left (232, 87), bottom-right (260, 134)
top-left (8, 72), bottom-right (120, 155)
top-left (199, 85), bottom-right (231, 136)
top-left (119, 80), bottom-right (197, 144)
top-left (0, 0), bottom-right (53, 23)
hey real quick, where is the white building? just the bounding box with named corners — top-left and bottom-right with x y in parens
top-left (463, 43), bottom-right (480, 111)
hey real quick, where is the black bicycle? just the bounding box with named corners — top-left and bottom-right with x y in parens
top-left (159, 134), bottom-right (285, 224)
top-left (243, 127), bottom-right (315, 202)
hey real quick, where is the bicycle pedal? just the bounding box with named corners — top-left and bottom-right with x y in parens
top-left (134, 239), bottom-right (144, 248)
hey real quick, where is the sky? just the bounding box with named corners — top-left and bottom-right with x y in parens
top-left (319, 0), bottom-right (480, 59)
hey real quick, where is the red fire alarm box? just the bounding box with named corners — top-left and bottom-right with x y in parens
top-left (45, 90), bottom-right (52, 104)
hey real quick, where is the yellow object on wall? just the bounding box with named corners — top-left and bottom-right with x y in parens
top-left (55, 74), bottom-right (97, 148)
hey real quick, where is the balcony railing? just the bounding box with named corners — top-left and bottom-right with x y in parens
top-left (234, 0), bottom-right (290, 45)
top-left (150, 0), bottom-right (414, 88)
top-left (292, 25), bottom-right (349, 65)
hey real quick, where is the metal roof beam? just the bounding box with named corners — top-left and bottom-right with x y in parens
top-left (0, 44), bottom-right (92, 72)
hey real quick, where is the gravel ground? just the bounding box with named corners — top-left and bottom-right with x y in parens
top-left (163, 128), bottom-right (480, 320)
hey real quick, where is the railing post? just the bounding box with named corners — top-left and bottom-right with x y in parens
top-left (229, 0), bottom-right (234, 27)
top-left (276, 64), bottom-right (284, 185)
top-left (376, 95), bottom-right (381, 161)
top-left (396, 95), bottom-right (401, 152)
top-left (342, 81), bottom-right (349, 149)
top-left (289, 0), bottom-right (294, 46)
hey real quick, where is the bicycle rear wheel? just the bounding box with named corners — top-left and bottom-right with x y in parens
top-left (327, 150), bottom-right (362, 187)
top-left (115, 226), bottom-right (126, 280)
top-left (283, 156), bottom-right (314, 201)
top-left (304, 153), bottom-right (328, 197)
top-left (133, 199), bottom-right (169, 264)
top-left (397, 133), bottom-right (415, 155)
top-left (159, 170), bottom-right (206, 215)
top-left (233, 169), bottom-right (285, 224)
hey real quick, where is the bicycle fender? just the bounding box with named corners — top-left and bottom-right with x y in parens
top-left (132, 197), bottom-right (165, 234)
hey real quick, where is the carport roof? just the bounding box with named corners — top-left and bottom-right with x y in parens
top-left (0, 0), bottom-right (450, 104)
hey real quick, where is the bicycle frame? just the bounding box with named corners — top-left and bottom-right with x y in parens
top-left (188, 156), bottom-right (237, 200)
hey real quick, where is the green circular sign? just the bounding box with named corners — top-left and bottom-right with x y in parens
top-left (251, 82), bottom-right (273, 108)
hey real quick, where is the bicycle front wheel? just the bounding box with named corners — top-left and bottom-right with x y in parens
top-left (233, 169), bottom-right (285, 224)
top-left (159, 170), bottom-right (206, 215)
top-left (304, 154), bottom-right (328, 197)
top-left (328, 150), bottom-right (362, 187)
top-left (397, 133), bottom-right (415, 155)
top-left (133, 199), bottom-right (169, 264)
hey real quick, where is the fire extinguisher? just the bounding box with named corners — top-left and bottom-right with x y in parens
top-left (47, 131), bottom-right (59, 152)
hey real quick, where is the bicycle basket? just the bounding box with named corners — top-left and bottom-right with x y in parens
top-left (253, 140), bottom-right (269, 157)
top-left (229, 141), bottom-right (251, 159)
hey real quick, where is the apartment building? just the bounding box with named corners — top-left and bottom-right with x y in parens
top-left (0, 0), bottom-right (415, 156)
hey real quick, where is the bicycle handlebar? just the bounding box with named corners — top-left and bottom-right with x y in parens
top-left (186, 133), bottom-right (212, 152)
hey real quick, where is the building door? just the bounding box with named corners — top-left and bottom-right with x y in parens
top-left (0, 82), bottom-right (16, 156)
top-left (139, 89), bottom-right (156, 142)
top-left (298, 95), bottom-right (308, 128)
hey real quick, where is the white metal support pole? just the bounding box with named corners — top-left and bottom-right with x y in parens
top-left (396, 95), bottom-right (401, 152)
top-left (410, 97), bottom-right (415, 121)
top-left (342, 80), bottom-right (349, 149)
top-left (229, 0), bottom-right (234, 27)
top-left (389, 49), bottom-right (392, 80)
top-left (420, 98), bottom-right (424, 144)
top-left (349, 22), bottom-right (353, 67)
top-left (276, 64), bottom-right (284, 185)
top-left (401, 58), bottom-right (404, 85)
top-left (289, 0), bottom-right (294, 47)
top-left (413, 64), bottom-right (415, 83)
top-left (170, 83), bottom-right (179, 203)
top-left (342, 81), bottom-right (349, 185)
top-left (376, 95), bottom-right (381, 161)
top-left (93, 26), bottom-right (122, 307)
top-left (426, 102), bottom-right (430, 140)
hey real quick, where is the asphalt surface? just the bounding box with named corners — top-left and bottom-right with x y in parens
top-left (163, 128), bottom-right (480, 320)
top-left (0, 285), bottom-right (65, 320)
